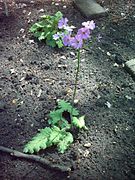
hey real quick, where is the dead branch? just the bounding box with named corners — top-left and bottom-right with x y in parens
top-left (0, 146), bottom-right (71, 173)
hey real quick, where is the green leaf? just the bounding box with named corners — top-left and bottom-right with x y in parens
top-left (60, 118), bottom-right (71, 129)
top-left (29, 24), bottom-right (39, 32)
top-left (48, 109), bottom-right (70, 129)
top-left (38, 32), bottom-right (46, 40)
top-left (34, 22), bottom-right (45, 28)
top-left (23, 127), bottom-right (52, 154)
top-left (49, 126), bottom-right (62, 144)
top-left (55, 11), bottom-right (63, 20)
top-left (41, 15), bottom-right (50, 19)
top-left (23, 126), bottom-right (73, 154)
top-left (33, 31), bottom-right (42, 38)
top-left (49, 110), bottom-right (62, 125)
top-left (46, 24), bottom-right (52, 28)
top-left (58, 100), bottom-right (79, 116)
top-left (44, 31), bottom-right (51, 38)
top-left (72, 116), bottom-right (88, 129)
top-left (57, 132), bottom-right (73, 153)
top-left (56, 39), bottom-right (63, 48)
top-left (46, 39), bottom-right (56, 47)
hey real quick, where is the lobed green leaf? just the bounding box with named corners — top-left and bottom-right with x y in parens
top-left (58, 100), bottom-right (79, 116)
top-left (23, 126), bottom-right (73, 154)
top-left (72, 116), bottom-right (88, 129)
top-left (29, 11), bottom-right (64, 48)
top-left (57, 132), bottom-right (73, 153)
top-left (23, 127), bottom-right (52, 154)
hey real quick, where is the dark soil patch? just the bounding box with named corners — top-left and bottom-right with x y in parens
top-left (0, 0), bottom-right (135, 179)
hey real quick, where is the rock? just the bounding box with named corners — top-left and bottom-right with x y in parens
top-left (74, 99), bottom-right (79, 104)
top-left (125, 59), bottom-right (135, 79)
top-left (84, 143), bottom-right (91, 148)
top-left (70, 51), bottom-right (76, 57)
top-left (74, 0), bottom-right (107, 17)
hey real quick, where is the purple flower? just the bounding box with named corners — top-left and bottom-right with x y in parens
top-left (82, 20), bottom-right (95, 30)
top-left (70, 35), bottom-right (83, 49)
top-left (53, 33), bottom-right (60, 40)
top-left (62, 34), bottom-right (72, 46)
top-left (58, 17), bottom-right (68, 29)
top-left (77, 27), bottom-right (90, 40)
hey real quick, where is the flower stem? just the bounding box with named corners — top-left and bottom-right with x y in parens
top-left (72, 49), bottom-right (80, 106)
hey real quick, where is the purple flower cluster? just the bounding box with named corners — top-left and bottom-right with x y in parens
top-left (53, 17), bottom-right (96, 49)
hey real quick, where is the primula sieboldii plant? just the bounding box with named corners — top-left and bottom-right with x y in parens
top-left (24, 13), bottom-right (94, 154)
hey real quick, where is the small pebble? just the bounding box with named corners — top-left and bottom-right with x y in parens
top-left (20, 28), bottom-right (25, 33)
top-left (10, 68), bottom-right (15, 74)
top-left (70, 52), bottom-right (75, 57)
top-left (107, 52), bottom-right (111, 56)
top-left (60, 55), bottom-right (67, 60)
top-left (105, 101), bottom-right (112, 108)
top-left (23, 10), bottom-right (26, 14)
top-left (20, 59), bottom-right (23, 63)
top-left (84, 143), bottom-right (91, 148)
top-left (74, 99), bottom-right (79, 104)
top-left (83, 150), bottom-right (90, 157)
top-left (31, 123), bottom-right (34, 127)
top-left (29, 40), bottom-right (35, 44)
top-left (39, 9), bottom-right (44, 13)
top-left (113, 63), bottom-right (119, 67)
top-left (55, 3), bottom-right (59, 6)
top-left (125, 95), bottom-right (132, 100)
top-left (28, 12), bottom-right (31, 16)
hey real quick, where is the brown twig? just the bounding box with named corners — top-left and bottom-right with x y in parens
top-left (0, 146), bottom-right (71, 173)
